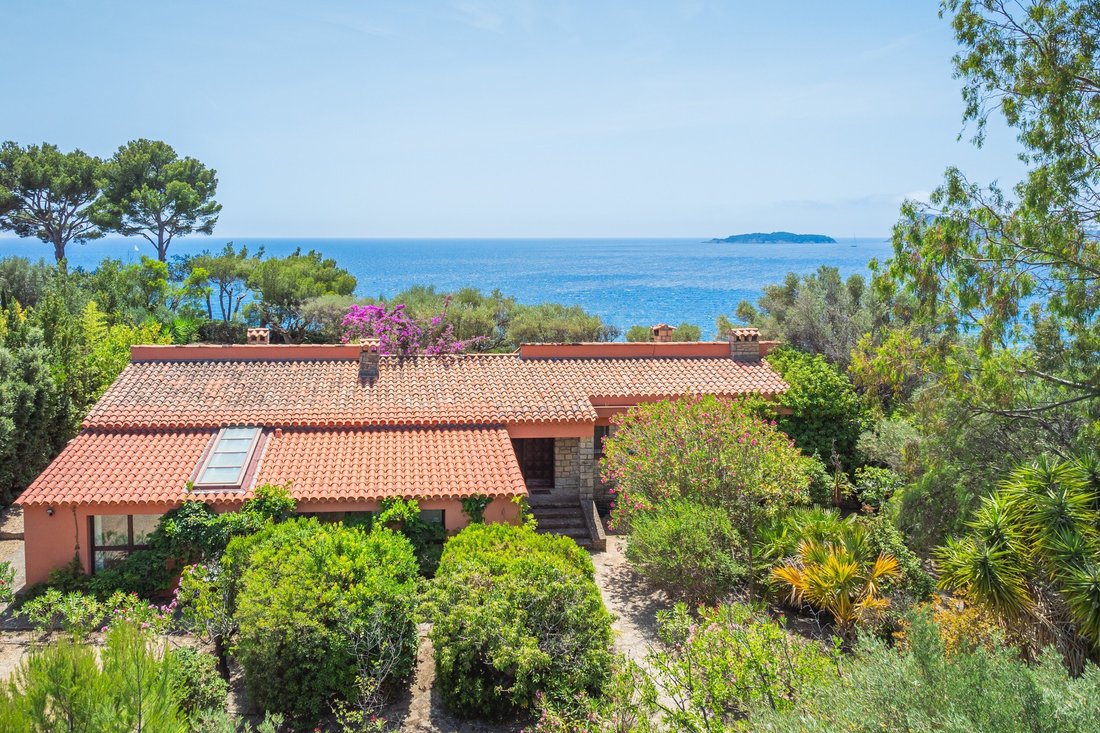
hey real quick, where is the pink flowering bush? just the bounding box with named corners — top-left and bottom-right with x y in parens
top-left (601, 395), bottom-right (812, 598)
top-left (341, 297), bottom-right (481, 356)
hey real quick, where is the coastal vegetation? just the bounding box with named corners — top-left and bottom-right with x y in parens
top-left (2, 1), bottom-right (1100, 731)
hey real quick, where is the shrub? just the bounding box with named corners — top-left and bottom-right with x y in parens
top-left (429, 523), bottom-right (613, 720)
top-left (766, 346), bottom-right (868, 467)
top-left (19, 588), bottom-right (173, 637)
top-left (856, 416), bottom-right (921, 473)
top-left (752, 612), bottom-right (1100, 732)
top-left (603, 395), bottom-right (811, 599)
top-left (377, 498), bottom-right (447, 575)
top-left (852, 466), bottom-right (903, 511)
top-left (230, 518), bottom-right (420, 725)
top-left (0, 623), bottom-right (186, 731)
top-left (644, 603), bottom-right (835, 731)
top-left (167, 646), bottom-right (229, 720)
top-left (0, 560), bottom-right (13, 605)
top-left (625, 499), bottom-right (744, 603)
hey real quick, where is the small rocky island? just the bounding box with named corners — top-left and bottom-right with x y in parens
top-left (707, 231), bottom-right (837, 244)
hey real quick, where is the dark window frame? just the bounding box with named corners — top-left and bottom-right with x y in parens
top-left (594, 425), bottom-right (615, 458)
top-left (88, 514), bottom-right (157, 574)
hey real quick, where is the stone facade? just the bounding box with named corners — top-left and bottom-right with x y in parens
top-left (552, 437), bottom-right (596, 500)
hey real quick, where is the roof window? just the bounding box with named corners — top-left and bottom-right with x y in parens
top-left (195, 426), bottom-right (262, 487)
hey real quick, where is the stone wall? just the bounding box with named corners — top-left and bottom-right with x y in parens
top-left (553, 437), bottom-right (596, 500)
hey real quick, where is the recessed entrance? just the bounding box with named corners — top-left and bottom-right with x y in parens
top-left (511, 438), bottom-right (555, 492)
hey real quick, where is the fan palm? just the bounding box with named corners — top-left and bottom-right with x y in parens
top-left (772, 523), bottom-right (900, 638)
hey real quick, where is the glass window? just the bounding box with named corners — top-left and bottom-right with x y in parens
top-left (594, 425), bottom-right (616, 457)
top-left (419, 509), bottom-right (445, 525)
top-left (93, 515), bottom-right (129, 546)
top-left (196, 426), bottom-right (261, 487)
top-left (89, 514), bottom-right (163, 575)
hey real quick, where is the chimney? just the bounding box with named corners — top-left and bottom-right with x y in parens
top-left (247, 327), bottom-right (270, 345)
top-left (651, 323), bottom-right (675, 343)
top-left (359, 338), bottom-right (380, 385)
top-left (727, 327), bottom-right (761, 361)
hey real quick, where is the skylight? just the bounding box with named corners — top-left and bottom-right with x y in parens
top-left (196, 426), bottom-right (261, 487)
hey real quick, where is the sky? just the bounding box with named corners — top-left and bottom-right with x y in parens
top-left (2, 0), bottom-right (1026, 238)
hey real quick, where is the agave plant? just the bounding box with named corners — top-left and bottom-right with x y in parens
top-left (935, 453), bottom-right (1100, 661)
top-left (772, 523), bottom-right (900, 637)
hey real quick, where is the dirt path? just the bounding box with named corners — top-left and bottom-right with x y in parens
top-left (590, 535), bottom-right (669, 664)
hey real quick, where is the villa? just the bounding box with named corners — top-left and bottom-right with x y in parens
top-left (15, 326), bottom-right (785, 585)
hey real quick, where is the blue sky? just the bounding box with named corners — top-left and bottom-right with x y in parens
top-left (2, 1), bottom-right (1024, 237)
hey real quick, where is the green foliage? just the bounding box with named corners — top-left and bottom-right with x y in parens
top-left (245, 248), bottom-right (356, 342)
top-left (937, 453), bottom-right (1100, 662)
top-left (378, 497), bottom-right (448, 575)
top-left (0, 559), bottom-right (13, 605)
top-left (852, 466), bottom-right (903, 511)
top-left (0, 623), bottom-right (187, 732)
top-left (730, 266), bottom-right (881, 367)
top-left (95, 139), bottom-right (221, 261)
top-left (0, 141), bottom-right (104, 265)
top-left (429, 522), bottom-right (613, 720)
top-left (625, 499), bottom-right (745, 604)
top-left (642, 603), bottom-right (835, 732)
top-left (19, 588), bottom-right (172, 638)
top-left (766, 346), bottom-right (867, 468)
top-left (189, 710), bottom-right (285, 733)
top-left (855, 416), bottom-right (920, 473)
top-left (230, 518), bottom-right (420, 725)
top-left (856, 512), bottom-right (934, 602)
top-left (625, 322), bottom-right (702, 341)
top-left (166, 646), bottom-right (229, 721)
top-left (460, 494), bottom-right (492, 524)
top-left (603, 395), bottom-right (812, 599)
top-left (752, 611), bottom-right (1100, 732)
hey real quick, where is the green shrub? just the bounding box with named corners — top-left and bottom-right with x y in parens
top-left (167, 646), bottom-right (228, 720)
top-left (852, 466), bottom-right (903, 511)
top-left (230, 518), bottom-right (420, 725)
top-left (429, 523), bottom-right (613, 720)
top-left (19, 588), bottom-right (172, 638)
top-left (377, 498), bottom-right (448, 575)
top-left (856, 512), bottom-right (933, 601)
top-left (0, 623), bottom-right (186, 731)
top-left (0, 560), bottom-right (14, 604)
top-left (752, 612), bottom-right (1100, 732)
top-left (625, 499), bottom-right (744, 603)
top-left (767, 346), bottom-right (868, 467)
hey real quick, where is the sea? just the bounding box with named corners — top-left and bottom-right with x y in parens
top-left (0, 237), bottom-right (893, 337)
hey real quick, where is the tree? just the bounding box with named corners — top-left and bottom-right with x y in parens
top-left (246, 248), bottom-right (356, 342)
top-left (0, 142), bottom-right (104, 267)
top-left (728, 267), bottom-right (879, 367)
top-left (182, 243), bottom-right (262, 323)
top-left (936, 453), bottom-right (1100, 668)
top-left (96, 139), bottom-right (221, 261)
top-left (602, 395), bottom-right (811, 598)
top-left (884, 1), bottom-right (1100, 439)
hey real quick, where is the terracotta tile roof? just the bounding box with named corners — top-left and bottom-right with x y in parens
top-left (83, 352), bottom-right (787, 429)
top-left (17, 426), bottom-right (526, 507)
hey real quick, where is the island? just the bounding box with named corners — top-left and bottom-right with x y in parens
top-left (706, 231), bottom-right (837, 244)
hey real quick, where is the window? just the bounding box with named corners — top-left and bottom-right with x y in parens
top-left (195, 426), bottom-right (261, 488)
top-left (594, 425), bottom-right (616, 458)
top-left (419, 509), bottom-right (445, 525)
top-left (90, 514), bottom-right (163, 572)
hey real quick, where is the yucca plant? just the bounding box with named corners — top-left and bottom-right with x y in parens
top-left (772, 523), bottom-right (900, 638)
top-left (936, 453), bottom-right (1100, 664)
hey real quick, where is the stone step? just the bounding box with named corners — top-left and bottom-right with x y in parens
top-left (535, 515), bottom-right (588, 530)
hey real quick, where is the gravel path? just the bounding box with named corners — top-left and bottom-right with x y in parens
top-left (590, 535), bottom-right (669, 664)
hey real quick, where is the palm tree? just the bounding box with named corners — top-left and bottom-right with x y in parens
top-left (936, 453), bottom-right (1100, 667)
top-left (772, 522), bottom-right (900, 638)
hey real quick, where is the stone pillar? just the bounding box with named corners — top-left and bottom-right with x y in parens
top-left (553, 438), bottom-right (580, 496)
top-left (577, 436), bottom-right (595, 501)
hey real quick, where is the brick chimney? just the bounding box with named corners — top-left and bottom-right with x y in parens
top-left (247, 327), bottom-right (270, 345)
top-left (651, 323), bottom-right (675, 343)
top-left (727, 327), bottom-right (761, 361)
top-left (359, 338), bottom-right (381, 385)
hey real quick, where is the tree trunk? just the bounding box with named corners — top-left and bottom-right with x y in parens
top-left (214, 634), bottom-right (230, 681)
top-left (156, 230), bottom-right (169, 262)
top-left (52, 235), bottom-right (66, 271)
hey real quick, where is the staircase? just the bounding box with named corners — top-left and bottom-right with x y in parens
top-left (528, 498), bottom-right (593, 548)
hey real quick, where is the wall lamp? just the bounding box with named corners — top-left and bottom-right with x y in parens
top-left (46, 507), bottom-right (54, 516)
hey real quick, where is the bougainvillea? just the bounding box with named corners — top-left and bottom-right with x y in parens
top-left (601, 394), bottom-right (812, 598)
top-left (341, 297), bottom-right (480, 356)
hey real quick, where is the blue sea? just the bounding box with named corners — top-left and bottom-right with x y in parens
top-left (0, 237), bottom-right (893, 337)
